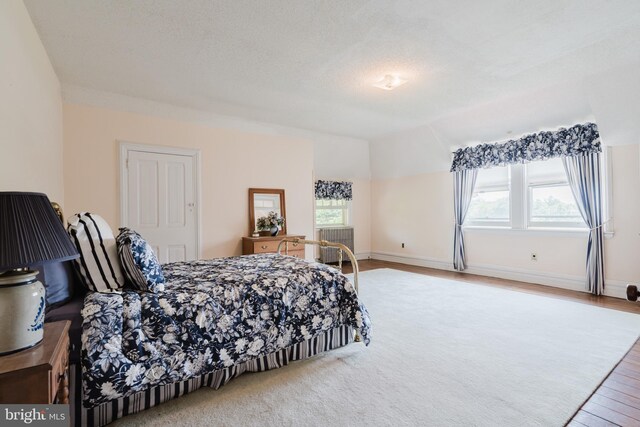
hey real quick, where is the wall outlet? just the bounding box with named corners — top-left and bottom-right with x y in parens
top-left (402, 243), bottom-right (405, 248)
top-left (531, 253), bottom-right (538, 261)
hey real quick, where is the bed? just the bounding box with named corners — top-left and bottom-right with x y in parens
top-left (47, 237), bottom-right (371, 427)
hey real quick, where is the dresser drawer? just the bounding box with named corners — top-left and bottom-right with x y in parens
top-left (284, 240), bottom-right (303, 252)
top-left (49, 333), bottom-right (69, 403)
top-left (242, 235), bottom-right (305, 256)
top-left (253, 240), bottom-right (281, 253)
top-left (284, 249), bottom-right (305, 259)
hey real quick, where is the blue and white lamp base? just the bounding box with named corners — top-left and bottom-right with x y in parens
top-left (0, 270), bottom-right (45, 355)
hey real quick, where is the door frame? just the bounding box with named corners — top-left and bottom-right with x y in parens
top-left (119, 141), bottom-right (202, 259)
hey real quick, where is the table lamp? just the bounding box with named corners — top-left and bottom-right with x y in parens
top-left (0, 192), bottom-right (79, 354)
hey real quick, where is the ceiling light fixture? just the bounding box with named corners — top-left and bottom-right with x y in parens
top-left (372, 74), bottom-right (407, 91)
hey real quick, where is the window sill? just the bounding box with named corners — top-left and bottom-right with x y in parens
top-left (463, 226), bottom-right (614, 238)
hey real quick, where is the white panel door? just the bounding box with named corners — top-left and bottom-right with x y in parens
top-left (126, 150), bottom-right (197, 263)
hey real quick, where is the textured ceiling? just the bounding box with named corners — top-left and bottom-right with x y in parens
top-left (24, 0), bottom-right (640, 140)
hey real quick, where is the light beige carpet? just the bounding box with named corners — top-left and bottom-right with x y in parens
top-left (114, 268), bottom-right (640, 426)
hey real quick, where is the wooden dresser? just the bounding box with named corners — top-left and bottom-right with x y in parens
top-left (0, 321), bottom-right (70, 404)
top-left (242, 235), bottom-right (305, 258)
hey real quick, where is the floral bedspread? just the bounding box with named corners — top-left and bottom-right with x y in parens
top-left (81, 254), bottom-right (371, 407)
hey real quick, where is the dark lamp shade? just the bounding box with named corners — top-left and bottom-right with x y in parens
top-left (0, 192), bottom-right (79, 271)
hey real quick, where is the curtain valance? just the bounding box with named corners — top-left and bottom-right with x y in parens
top-left (450, 122), bottom-right (601, 172)
top-left (315, 180), bottom-right (353, 201)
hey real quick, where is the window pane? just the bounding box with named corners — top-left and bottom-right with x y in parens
top-left (476, 165), bottom-right (509, 187)
top-left (530, 185), bottom-right (582, 223)
top-left (316, 199), bottom-right (347, 208)
top-left (315, 199), bottom-right (349, 226)
top-left (467, 190), bottom-right (510, 221)
top-left (527, 158), bottom-right (566, 184)
top-left (316, 209), bottom-right (345, 225)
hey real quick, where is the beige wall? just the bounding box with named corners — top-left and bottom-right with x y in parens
top-left (63, 103), bottom-right (315, 259)
top-left (371, 144), bottom-right (640, 296)
top-left (371, 170), bottom-right (453, 262)
top-left (0, 0), bottom-right (63, 202)
top-left (351, 178), bottom-right (372, 257)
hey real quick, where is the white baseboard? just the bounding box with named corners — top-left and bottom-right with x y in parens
top-left (370, 252), bottom-right (451, 271)
top-left (369, 251), bottom-right (629, 300)
top-left (604, 280), bottom-right (630, 300)
top-left (355, 252), bottom-right (371, 261)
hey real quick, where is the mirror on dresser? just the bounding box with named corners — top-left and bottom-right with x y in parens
top-left (248, 188), bottom-right (287, 236)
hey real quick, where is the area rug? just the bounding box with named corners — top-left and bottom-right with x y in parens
top-left (113, 268), bottom-right (640, 426)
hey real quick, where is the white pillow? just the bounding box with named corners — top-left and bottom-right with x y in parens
top-left (67, 212), bottom-right (125, 293)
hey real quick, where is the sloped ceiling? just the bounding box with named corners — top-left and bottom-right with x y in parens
top-left (23, 0), bottom-right (640, 179)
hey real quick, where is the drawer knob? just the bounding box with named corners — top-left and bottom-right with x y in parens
top-left (260, 245), bottom-right (268, 250)
top-left (292, 243), bottom-right (298, 247)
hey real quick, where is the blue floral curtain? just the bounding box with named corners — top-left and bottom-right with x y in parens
top-left (315, 180), bottom-right (353, 201)
top-left (450, 123), bottom-right (601, 172)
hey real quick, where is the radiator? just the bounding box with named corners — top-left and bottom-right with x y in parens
top-left (318, 227), bottom-right (354, 264)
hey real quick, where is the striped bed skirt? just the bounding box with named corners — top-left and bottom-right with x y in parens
top-left (71, 325), bottom-right (355, 427)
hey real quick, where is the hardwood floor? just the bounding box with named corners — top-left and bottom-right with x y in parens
top-left (342, 259), bottom-right (640, 427)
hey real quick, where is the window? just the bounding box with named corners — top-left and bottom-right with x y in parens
top-left (526, 158), bottom-right (583, 227)
top-left (315, 199), bottom-right (350, 227)
top-left (467, 166), bottom-right (510, 226)
top-left (466, 155), bottom-right (605, 231)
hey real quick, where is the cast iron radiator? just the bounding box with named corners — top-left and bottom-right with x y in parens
top-left (318, 227), bottom-right (354, 264)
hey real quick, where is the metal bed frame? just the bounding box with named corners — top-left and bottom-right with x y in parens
top-left (277, 237), bottom-right (361, 342)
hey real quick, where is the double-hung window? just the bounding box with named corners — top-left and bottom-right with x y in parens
top-left (466, 156), bottom-right (600, 231)
top-left (525, 158), bottom-right (583, 228)
top-left (466, 166), bottom-right (511, 227)
top-left (315, 199), bottom-right (351, 227)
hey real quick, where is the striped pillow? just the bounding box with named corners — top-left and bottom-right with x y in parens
top-left (116, 228), bottom-right (165, 293)
top-left (67, 213), bottom-right (125, 293)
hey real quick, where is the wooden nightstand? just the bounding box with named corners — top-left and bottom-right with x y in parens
top-left (242, 235), bottom-right (306, 258)
top-left (0, 321), bottom-right (71, 404)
